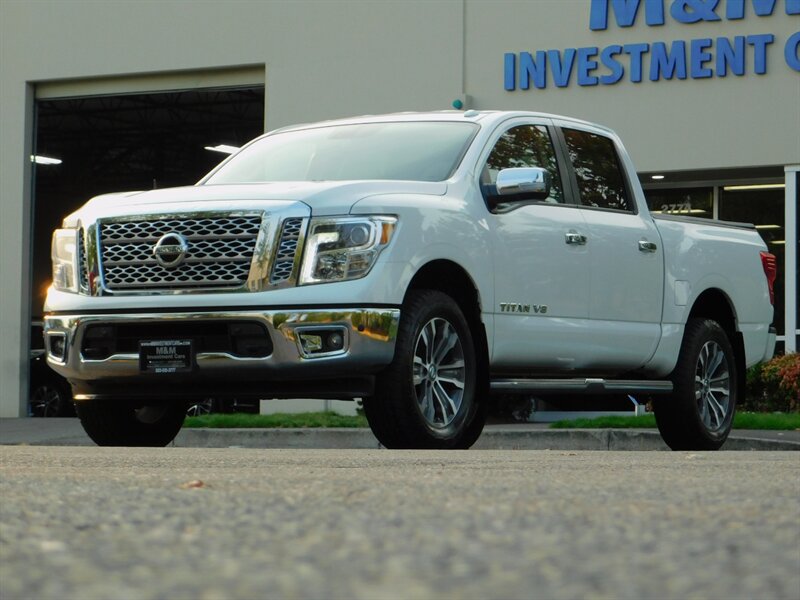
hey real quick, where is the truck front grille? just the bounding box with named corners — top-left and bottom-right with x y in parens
top-left (81, 321), bottom-right (273, 360)
top-left (78, 228), bottom-right (89, 293)
top-left (99, 215), bottom-right (262, 291)
top-left (270, 218), bottom-right (304, 283)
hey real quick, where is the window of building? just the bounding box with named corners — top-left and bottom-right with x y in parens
top-left (483, 124), bottom-right (563, 204)
top-left (562, 128), bottom-right (631, 212)
top-left (644, 187), bottom-right (713, 219)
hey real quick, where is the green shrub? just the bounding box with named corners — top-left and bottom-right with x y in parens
top-left (743, 353), bottom-right (800, 413)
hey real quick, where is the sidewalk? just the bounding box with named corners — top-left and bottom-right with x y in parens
top-left (1, 418), bottom-right (798, 450)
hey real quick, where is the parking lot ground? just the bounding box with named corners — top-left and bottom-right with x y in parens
top-left (1, 446), bottom-right (798, 600)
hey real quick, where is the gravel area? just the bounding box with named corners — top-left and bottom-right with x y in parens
top-left (1, 447), bottom-right (798, 600)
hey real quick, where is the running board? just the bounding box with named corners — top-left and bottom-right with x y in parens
top-left (490, 378), bottom-right (673, 395)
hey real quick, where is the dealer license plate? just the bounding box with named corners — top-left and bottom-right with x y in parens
top-left (139, 340), bottom-right (193, 374)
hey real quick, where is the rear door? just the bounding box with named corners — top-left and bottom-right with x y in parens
top-left (554, 121), bottom-right (664, 369)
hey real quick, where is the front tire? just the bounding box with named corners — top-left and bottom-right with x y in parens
top-left (655, 318), bottom-right (738, 450)
top-left (75, 400), bottom-right (186, 447)
top-left (364, 289), bottom-right (485, 449)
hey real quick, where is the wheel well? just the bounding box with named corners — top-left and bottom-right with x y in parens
top-left (406, 260), bottom-right (489, 393)
top-left (687, 288), bottom-right (746, 396)
top-left (688, 289), bottom-right (737, 335)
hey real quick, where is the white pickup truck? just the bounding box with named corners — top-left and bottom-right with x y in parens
top-left (44, 111), bottom-right (776, 450)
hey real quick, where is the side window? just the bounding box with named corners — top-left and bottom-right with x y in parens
top-left (483, 125), bottom-right (563, 204)
top-left (562, 128), bottom-right (631, 212)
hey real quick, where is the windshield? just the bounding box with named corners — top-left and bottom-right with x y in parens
top-left (203, 121), bottom-right (479, 184)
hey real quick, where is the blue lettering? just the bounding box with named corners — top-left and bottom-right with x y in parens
top-left (624, 43), bottom-right (650, 82)
top-left (520, 51), bottom-right (547, 89)
top-left (726, 0), bottom-right (800, 17)
top-left (504, 53), bottom-right (516, 90)
top-left (785, 31), bottom-right (800, 71)
top-left (650, 41), bottom-right (688, 80)
top-left (747, 33), bottom-right (775, 73)
top-left (594, 0), bottom-right (797, 28)
top-left (589, 0), bottom-right (665, 30)
top-left (577, 47), bottom-right (600, 85)
top-left (716, 36), bottom-right (746, 76)
top-left (690, 38), bottom-right (714, 77)
top-left (671, 0), bottom-right (722, 23)
top-left (548, 48), bottom-right (577, 87)
top-left (600, 45), bottom-right (626, 83)
top-left (726, 0), bottom-right (776, 18)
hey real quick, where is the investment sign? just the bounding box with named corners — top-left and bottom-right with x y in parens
top-left (504, 0), bottom-right (800, 90)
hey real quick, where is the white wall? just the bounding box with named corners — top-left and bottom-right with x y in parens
top-left (1, 0), bottom-right (797, 415)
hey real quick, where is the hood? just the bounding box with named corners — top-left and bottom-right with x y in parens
top-left (64, 180), bottom-right (447, 226)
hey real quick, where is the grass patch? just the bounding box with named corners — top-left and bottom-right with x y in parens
top-left (549, 415), bottom-right (657, 429)
top-left (184, 411), bottom-right (368, 429)
top-left (549, 412), bottom-right (800, 430)
top-left (732, 412), bottom-right (800, 430)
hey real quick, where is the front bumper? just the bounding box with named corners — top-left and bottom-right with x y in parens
top-left (44, 307), bottom-right (400, 400)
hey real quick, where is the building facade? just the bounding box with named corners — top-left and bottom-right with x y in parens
top-left (1, 0), bottom-right (797, 416)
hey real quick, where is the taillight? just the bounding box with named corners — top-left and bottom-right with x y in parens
top-left (760, 251), bottom-right (777, 305)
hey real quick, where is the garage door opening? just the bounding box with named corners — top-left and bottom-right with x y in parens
top-left (31, 86), bottom-right (265, 318)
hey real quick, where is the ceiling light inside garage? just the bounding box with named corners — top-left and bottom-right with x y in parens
top-left (723, 183), bottom-right (785, 191)
top-left (31, 155), bottom-right (62, 165)
top-left (204, 144), bottom-right (240, 155)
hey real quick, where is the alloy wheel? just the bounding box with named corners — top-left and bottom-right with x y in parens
top-left (695, 340), bottom-right (731, 432)
top-left (412, 317), bottom-right (466, 429)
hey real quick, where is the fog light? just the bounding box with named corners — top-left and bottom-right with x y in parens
top-left (296, 328), bottom-right (348, 357)
top-left (327, 332), bottom-right (344, 351)
top-left (47, 333), bottom-right (67, 361)
top-left (299, 333), bottom-right (324, 354)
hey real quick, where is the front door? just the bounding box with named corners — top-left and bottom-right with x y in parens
top-left (483, 119), bottom-right (592, 371)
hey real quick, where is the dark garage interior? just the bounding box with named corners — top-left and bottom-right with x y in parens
top-left (31, 85), bottom-right (265, 319)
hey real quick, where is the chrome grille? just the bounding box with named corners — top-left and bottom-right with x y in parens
top-left (99, 215), bottom-right (262, 291)
top-left (270, 218), bottom-right (304, 283)
top-left (78, 228), bottom-right (89, 292)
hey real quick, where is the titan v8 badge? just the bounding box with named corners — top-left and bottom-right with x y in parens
top-left (499, 303), bottom-right (547, 314)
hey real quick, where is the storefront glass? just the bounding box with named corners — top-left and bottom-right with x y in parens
top-left (719, 187), bottom-right (786, 337)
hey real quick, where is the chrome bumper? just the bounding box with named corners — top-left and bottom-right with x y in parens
top-left (44, 308), bottom-right (400, 397)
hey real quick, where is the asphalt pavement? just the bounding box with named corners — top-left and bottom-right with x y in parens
top-left (1, 446), bottom-right (798, 600)
top-left (1, 417), bottom-right (799, 450)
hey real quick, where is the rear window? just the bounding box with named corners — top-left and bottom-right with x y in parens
top-left (563, 128), bottom-right (632, 212)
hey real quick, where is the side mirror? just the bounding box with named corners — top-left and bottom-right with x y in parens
top-left (492, 167), bottom-right (551, 205)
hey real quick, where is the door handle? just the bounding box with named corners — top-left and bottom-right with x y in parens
top-left (639, 240), bottom-right (658, 253)
top-left (565, 232), bottom-right (587, 245)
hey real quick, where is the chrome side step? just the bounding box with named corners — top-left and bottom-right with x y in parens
top-left (490, 378), bottom-right (673, 395)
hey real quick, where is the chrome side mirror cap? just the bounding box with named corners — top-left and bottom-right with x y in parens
top-left (494, 167), bottom-right (551, 200)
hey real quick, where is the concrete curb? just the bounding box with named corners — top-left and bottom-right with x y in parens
top-left (173, 427), bottom-right (800, 451)
top-left (2, 419), bottom-right (797, 450)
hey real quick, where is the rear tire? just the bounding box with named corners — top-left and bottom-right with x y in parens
top-left (654, 318), bottom-right (737, 451)
top-left (76, 400), bottom-right (186, 447)
top-left (364, 289), bottom-right (486, 449)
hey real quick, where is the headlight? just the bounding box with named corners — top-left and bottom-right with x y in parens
top-left (299, 216), bottom-right (397, 285)
top-left (51, 228), bottom-right (79, 293)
